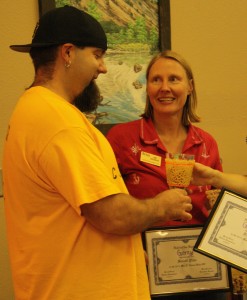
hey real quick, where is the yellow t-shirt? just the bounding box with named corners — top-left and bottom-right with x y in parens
top-left (3, 87), bottom-right (150, 300)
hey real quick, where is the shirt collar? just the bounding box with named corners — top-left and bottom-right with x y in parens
top-left (139, 117), bottom-right (203, 151)
top-left (140, 118), bottom-right (159, 145)
top-left (183, 125), bottom-right (204, 151)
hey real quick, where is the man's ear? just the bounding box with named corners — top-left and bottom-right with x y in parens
top-left (61, 43), bottom-right (74, 60)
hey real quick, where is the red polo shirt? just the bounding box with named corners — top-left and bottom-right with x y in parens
top-left (107, 117), bottom-right (223, 226)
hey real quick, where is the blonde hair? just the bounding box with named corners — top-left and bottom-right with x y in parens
top-left (141, 50), bottom-right (201, 125)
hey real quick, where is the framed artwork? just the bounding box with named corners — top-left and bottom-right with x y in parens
top-left (145, 226), bottom-right (232, 297)
top-left (38, 0), bottom-right (171, 127)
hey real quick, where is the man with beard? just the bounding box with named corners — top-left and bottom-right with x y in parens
top-left (3, 6), bottom-right (192, 300)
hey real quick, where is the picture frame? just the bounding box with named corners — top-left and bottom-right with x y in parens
top-left (194, 188), bottom-right (247, 274)
top-left (144, 226), bottom-right (232, 297)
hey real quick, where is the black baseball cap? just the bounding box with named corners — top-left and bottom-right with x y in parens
top-left (10, 5), bottom-right (107, 53)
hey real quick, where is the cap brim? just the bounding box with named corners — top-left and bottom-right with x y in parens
top-left (10, 39), bottom-right (107, 53)
top-left (10, 45), bottom-right (32, 53)
top-left (10, 43), bottom-right (60, 53)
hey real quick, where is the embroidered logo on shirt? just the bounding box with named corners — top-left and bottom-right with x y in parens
top-left (131, 173), bottom-right (140, 185)
top-left (201, 143), bottom-right (210, 158)
top-left (130, 143), bottom-right (141, 155)
top-left (140, 151), bottom-right (161, 167)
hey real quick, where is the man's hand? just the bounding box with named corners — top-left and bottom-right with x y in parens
top-left (153, 188), bottom-right (192, 223)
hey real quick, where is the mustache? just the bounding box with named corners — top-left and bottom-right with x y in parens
top-left (74, 81), bottom-right (102, 113)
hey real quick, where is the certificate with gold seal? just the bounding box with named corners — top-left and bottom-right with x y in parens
top-left (194, 188), bottom-right (247, 274)
top-left (145, 226), bottom-right (231, 296)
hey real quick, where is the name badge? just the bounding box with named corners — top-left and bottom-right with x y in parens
top-left (140, 151), bottom-right (161, 167)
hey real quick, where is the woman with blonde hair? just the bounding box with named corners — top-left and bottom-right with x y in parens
top-left (107, 50), bottom-right (225, 299)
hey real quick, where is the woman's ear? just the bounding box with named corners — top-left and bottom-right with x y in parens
top-left (188, 78), bottom-right (193, 94)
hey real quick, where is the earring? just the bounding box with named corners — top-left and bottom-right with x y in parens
top-left (65, 60), bottom-right (71, 68)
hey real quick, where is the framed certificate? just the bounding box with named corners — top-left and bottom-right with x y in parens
top-left (194, 188), bottom-right (247, 274)
top-left (145, 226), bottom-right (231, 297)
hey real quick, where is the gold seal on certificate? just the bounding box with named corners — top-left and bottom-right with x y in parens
top-left (145, 226), bottom-right (231, 296)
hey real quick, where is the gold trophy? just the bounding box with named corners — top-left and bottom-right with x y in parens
top-left (231, 268), bottom-right (247, 300)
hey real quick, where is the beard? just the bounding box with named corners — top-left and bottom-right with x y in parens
top-left (74, 80), bottom-right (101, 113)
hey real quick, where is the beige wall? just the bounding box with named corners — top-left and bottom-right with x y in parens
top-left (1, 0), bottom-right (38, 163)
top-left (170, 0), bottom-right (247, 175)
top-left (0, 0), bottom-right (246, 298)
top-left (0, 1), bottom-right (38, 299)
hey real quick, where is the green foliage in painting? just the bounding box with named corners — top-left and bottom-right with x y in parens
top-left (55, 0), bottom-right (80, 8)
top-left (86, 0), bottom-right (102, 21)
top-left (54, 0), bottom-right (158, 52)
